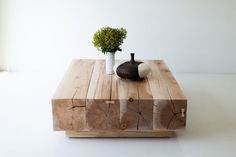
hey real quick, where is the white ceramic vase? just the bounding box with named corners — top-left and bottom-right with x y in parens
top-left (106, 52), bottom-right (115, 74)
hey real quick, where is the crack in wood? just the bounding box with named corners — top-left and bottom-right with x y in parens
top-left (140, 112), bottom-right (150, 129)
top-left (69, 105), bottom-right (85, 109)
top-left (166, 84), bottom-right (176, 112)
top-left (70, 61), bottom-right (96, 130)
top-left (96, 118), bottom-right (106, 129)
top-left (156, 61), bottom-right (179, 129)
top-left (166, 83), bottom-right (181, 130)
top-left (83, 62), bottom-right (96, 129)
top-left (107, 75), bottom-right (113, 115)
top-left (98, 103), bottom-right (109, 117)
top-left (70, 87), bottom-right (80, 130)
top-left (137, 82), bottom-right (152, 130)
top-left (167, 115), bottom-right (175, 129)
top-left (137, 85), bottom-right (140, 130)
top-left (155, 61), bottom-right (162, 90)
top-left (136, 116), bottom-right (140, 130)
top-left (158, 62), bottom-right (175, 129)
top-left (166, 112), bottom-right (185, 129)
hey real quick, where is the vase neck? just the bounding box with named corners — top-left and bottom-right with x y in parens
top-left (130, 53), bottom-right (135, 63)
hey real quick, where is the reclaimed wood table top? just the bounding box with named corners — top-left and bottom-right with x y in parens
top-left (52, 59), bottom-right (187, 134)
top-left (53, 59), bottom-right (186, 102)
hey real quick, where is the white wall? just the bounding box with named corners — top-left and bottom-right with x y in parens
top-left (0, 0), bottom-right (7, 71)
top-left (2, 0), bottom-right (236, 73)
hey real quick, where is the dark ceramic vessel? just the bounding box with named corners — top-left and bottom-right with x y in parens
top-left (116, 53), bottom-right (144, 80)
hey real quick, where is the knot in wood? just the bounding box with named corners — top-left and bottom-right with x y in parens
top-left (129, 98), bottom-right (134, 102)
top-left (120, 123), bottom-right (127, 130)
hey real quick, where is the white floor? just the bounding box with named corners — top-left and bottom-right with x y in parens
top-left (0, 70), bottom-right (236, 157)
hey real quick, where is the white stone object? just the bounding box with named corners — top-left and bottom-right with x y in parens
top-left (138, 63), bottom-right (151, 78)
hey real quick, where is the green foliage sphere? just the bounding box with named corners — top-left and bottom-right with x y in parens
top-left (93, 27), bottom-right (127, 54)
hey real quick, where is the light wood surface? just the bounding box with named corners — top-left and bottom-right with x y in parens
top-left (86, 60), bottom-right (119, 130)
top-left (66, 130), bottom-right (174, 138)
top-left (52, 59), bottom-right (187, 137)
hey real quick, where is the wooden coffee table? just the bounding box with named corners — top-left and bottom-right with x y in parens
top-left (52, 59), bottom-right (187, 137)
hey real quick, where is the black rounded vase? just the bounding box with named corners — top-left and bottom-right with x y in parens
top-left (115, 53), bottom-right (150, 81)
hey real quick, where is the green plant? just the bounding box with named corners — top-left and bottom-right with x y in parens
top-left (93, 27), bottom-right (127, 54)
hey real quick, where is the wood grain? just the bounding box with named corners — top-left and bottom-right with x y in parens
top-left (117, 78), bottom-right (153, 130)
top-left (52, 59), bottom-right (187, 136)
top-left (147, 60), bottom-right (187, 130)
top-left (52, 60), bottom-right (95, 130)
top-left (86, 60), bottom-right (120, 130)
top-left (66, 130), bottom-right (174, 138)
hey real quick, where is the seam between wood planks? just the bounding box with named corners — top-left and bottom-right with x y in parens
top-left (137, 83), bottom-right (140, 130)
top-left (71, 60), bottom-right (96, 130)
top-left (157, 61), bottom-right (181, 130)
top-left (108, 75), bottom-right (113, 114)
top-left (156, 61), bottom-right (175, 129)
